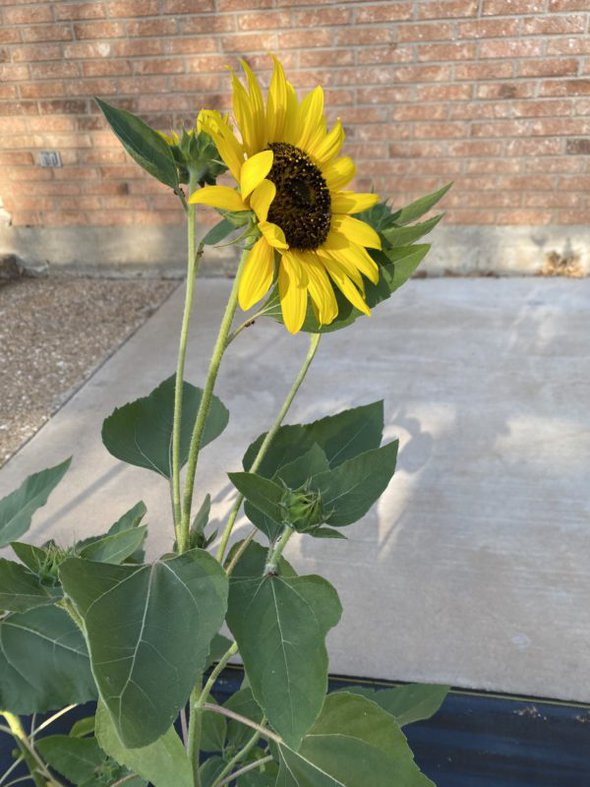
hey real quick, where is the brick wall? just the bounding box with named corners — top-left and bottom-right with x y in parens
top-left (0, 0), bottom-right (589, 234)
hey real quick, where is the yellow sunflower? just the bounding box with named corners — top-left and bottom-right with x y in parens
top-left (189, 56), bottom-right (381, 334)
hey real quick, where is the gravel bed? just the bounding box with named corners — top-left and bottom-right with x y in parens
top-left (0, 275), bottom-right (177, 467)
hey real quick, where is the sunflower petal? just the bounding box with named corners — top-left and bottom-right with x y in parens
top-left (296, 86), bottom-right (325, 152)
top-left (300, 251), bottom-right (338, 324)
top-left (189, 185), bottom-right (248, 212)
top-left (331, 214), bottom-right (381, 250)
top-left (199, 110), bottom-right (244, 183)
top-left (310, 119), bottom-right (345, 166)
top-left (259, 220), bottom-right (288, 250)
top-left (320, 242), bottom-right (379, 286)
top-left (266, 55), bottom-right (289, 142)
top-left (320, 256), bottom-right (371, 316)
top-left (241, 150), bottom-right (274, 200)
top-left (250, 179), bottom-right (276, 222)
top-left (331, 191), bottom-right (380, 215)
top-left (279, 252), bottom-right (308, 334)
top-left (239, 236), bottom-right (275, 311)
top-left (241, 58), bottom-right (266, 151)
top-left (282, 81), bottom-right (301, 145)
top-left (322, 156), bottom-right (356, 191)
top-left (232, 72), bottom-right (257, 156)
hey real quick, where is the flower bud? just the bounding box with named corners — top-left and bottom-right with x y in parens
top-left (280, 483), bottom-right (324, 533)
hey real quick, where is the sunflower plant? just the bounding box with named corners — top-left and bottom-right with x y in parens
top-left (0, 58), bottom-right (451, 787)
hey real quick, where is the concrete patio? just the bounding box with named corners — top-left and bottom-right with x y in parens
top-left (1, 276), bottom-right (589, 703)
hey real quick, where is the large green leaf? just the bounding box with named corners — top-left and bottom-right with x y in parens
top-left (0, 605), bottom-right (97, 714)
top-left (0, 458), bottom-right (71, 547)
top-left (228, 472), bottom-right (284, 523)
top-left (108, 500), bottom-right (147, 534)
top-left (226, 543), bottom-right (341, 748)
top-left (277, 693), bottom-right (433, 786)
top-left (343, 683), bottom-right (449, 727)
top-left (36, 735), bottom-right (106, 785)
top-left (391, 183), bottom-right (452, 226)
top-left (60, 550), bottom-right (228, 748)
top-left (243, 403), bottom-right (384, 477)
top-left (0, 558), bottom-right (58, 612)
top-left (101, 376), bottom-right (229, 478)
top-left (315, 441), bottom-right (399, 527)
top-left (78, 526), bottom-right (147, 564)
top-left (96, 97), bottom-right (179, 189)
top-left (95, 700), bottom-right (191, 787)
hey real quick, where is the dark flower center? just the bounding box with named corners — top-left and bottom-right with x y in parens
top-left (266, 142), bottom-right (331, 251)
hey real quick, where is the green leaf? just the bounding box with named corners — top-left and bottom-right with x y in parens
top-left (36, 734), bottom-right (105, 784)
top-left (78, 526), bottom-right (147, 564)
top-left (316, 441), bottom-right (399, 527)
top-left (102, 376), bottom-right (229, 479)
top-left (200, 756), bottom-right (226, 787)
top-left (205, 632), bottom-right (233, 671)
top-left (202, 217), bottom-right (235, 246)
top-left (238, 762), bottom-right (279, 786)
top-left (228, 472), bottom-right (284, 523)
top-left (95, 700), bottom-right (192, 787)
top-left (226, 543), bottom-right (341, 748)
top-left (384, 244), bottom-right (431, 293)
top-left (243, 402), bottom-right (384, 477)
top-left (96, 97), bottom-right (179, 189)
top-left (0, 558), bottom-right (58, 612)
top-left (69, 716), bottom-right (96, 738)
top-left (0, 458), bottom-right (71, 547)
top-left (308, 527), bottom-right (347, 540)
top-left (10, 541), bottom-right (47, 574)
top-left (0, 605), bottom-right (96, 714)
top-left (382, 213), bottom-right (443, 246)
top-left (277, 693), bottom-right (433, 787)
top-left (343, 683), bottom-right (449, 727)
top-left (60, 550), bottom-right (228, 748)
top-left (391, 182), bottom-right (452, 226)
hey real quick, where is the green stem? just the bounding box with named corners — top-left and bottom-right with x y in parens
top-left (180, 250), bottom-right (248, 547)
top-left (1, 713), bottom-right (52, 787)
top-left (189, 642), bottom-right (238, 786)
top-left (215, 332), bottom-right (321, 564)
top-left (264, 527), bottom-right (294, 575)
top-left (211, 725), bottom-right (266, 787)
top-left (216, 754), bottom-right (274, 787)
top-left (173, 176), bottom-right (204, 550)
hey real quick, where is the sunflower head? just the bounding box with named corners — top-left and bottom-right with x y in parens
top-left (189, 56), bottom-right (382, 334)
top-left (159, 117), bottom-right (227, 187)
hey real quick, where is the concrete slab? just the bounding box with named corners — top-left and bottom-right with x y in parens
top-left (1, 277), bottom-right (589, 702)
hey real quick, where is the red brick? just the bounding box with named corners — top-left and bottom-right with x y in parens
top-left (566, 138), bottom-right (590, 154)
top-left (0, 151), bottom-right (34, 165)
top-left (336, 27), bottom-right (397, 46)
top-left (82, 60), bottom-right (132, 77)
top-left (483, 0), bottom-right (545, 13)
top-left (0, 28), bottom-right (21, 43)
top-left (455, 62), bottom-right (513, 81)
top-left (393, 64), bottom-right (452, 83)
top-left (221, 32), bottom-right (277, 51)
top-left (548, 0), bottom-right (589, 8)
top-left (73, 21), bottom-right (126, 39)
top-left (476, 82), bottom-right (535, 100)
top-left (355, 2), bottom-right (413, 23)
top-left (398, 22), bottom-right (454, 42)
top-left (458, 19), bottom-right (520, 38)
top-left (415, 121), bottom-right (470, 139)
top-left (3, 4), bottom-right (52, 23)
top-left (65, 77), bottom-right (118, 95)
top-left (28, 115), bottom-right (77, 132)
top-left (416, 84), bottom-right (473, 101)
top-left (300, 49), bottom-right (355, 68)
top-left (557, 210), bottom-right (590, 224)
top-left (106, 0), bottom-right (160, 16)
top-left (21, 24), bottom-right (73, 42)
top-left (20, 81), bottom-right (66, 98)
top-left (111, 39), bottom-right (163, 57)
top-left (133, 58), bottom-right (185, 75)
top-left (162, 0), bottom-right (215, 11)
top-left (540, 79), bottom-right (590, 96)
top-left (358, 85), bottom-right (415, 104)
top-left (12, 44), bottom-right (63, 62)
top-left (0, 84), bottom-right (18, 99)
top-left (166, 37), bottom-right (218, 55)
top-left (169, 74), bottom-right (224, 92)
top-left (357, 45), bottom-right (414, 65)
top-left (393, 103), bottom-right (448, 121)
top-left (30, 61), bottom-right (81, 79)
top-left (522, 15), bottom-right (587, 35)
top-left (278, 30), bottom-right (332, 49)
top-left (519, 59), bottom-right (580, 77)
top-left (496, 210), bottom-right (552, 224)
top-left (506, 138), bottom-right (563, 156)
top-left (180, 15), bottom-right (234, 34)
top-left (38, 99), bottom-right (89, 114)
top-left (480, 40), bottom-right (544, 59)
top-left (546, 37), bottom-right (590, 56)
top-left (0, 64), bottom-right (29, 81)
top-left (417, 43), bottom-right (478, 62)
top-left (55, 3), bottom-right (106, 20)
top-left (127, 19), bottom-right (177, 37)
top-left (293, 7), bottom-right (351, 26)
top-left (447, 140), bottom-right (504, 157)
top-left (417, 0), bottom-right (477, 18)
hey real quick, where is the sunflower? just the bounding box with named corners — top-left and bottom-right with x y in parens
top-left (189, 56), bottom-right (382, 334)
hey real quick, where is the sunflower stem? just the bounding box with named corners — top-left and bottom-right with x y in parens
top-left (179, 248), bottom-right (248, 549)
top-left (216, 332), bottom-right (321, 565)
top-left (173, 175), bottom-right (204, 551)
top-left (0, 713), bottom-right (56, 787)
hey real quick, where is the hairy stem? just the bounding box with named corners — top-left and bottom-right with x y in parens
top-left (1, 713), bottom-right (56, 787)
top-left (201, 704), bottom-right (282, 745)
top-left (216, 332), bottom-right (321, 564)
top-left (173, 174), bottom-right (204, 550)
top-left (211, 724), bottom-right (266, 787)
top-left (180, 250), bottom-right (248, 546)
top-left (264, 527), bottom-right (294, 575)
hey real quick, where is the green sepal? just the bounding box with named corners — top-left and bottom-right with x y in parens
top-left (96, 97), bottom-right (179, 189)
top-left (389, 182), bottom-right (452, 226)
